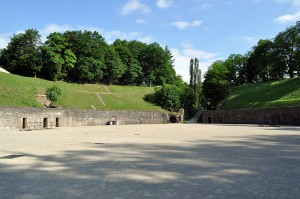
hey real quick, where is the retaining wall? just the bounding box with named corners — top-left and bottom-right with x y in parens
top-left (202, 106), bottom-right (300, 125)
top-left (0, 106), bottom-right (169, 130)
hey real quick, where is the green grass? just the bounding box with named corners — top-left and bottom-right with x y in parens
top-left (221, 77), bottom-right (300, 110)
top-left (0, 73), bottom-right (163, 111)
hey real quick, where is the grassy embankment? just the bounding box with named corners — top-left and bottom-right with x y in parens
top-left (221, 77), bottom-right (300, 109)
top-left (0, 72), bottom-right (163, 111)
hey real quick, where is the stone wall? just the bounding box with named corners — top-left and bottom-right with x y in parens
top-left (202, 106), bottom-right (300, 125)
top-left (0, 106), bottom-right (169, 130)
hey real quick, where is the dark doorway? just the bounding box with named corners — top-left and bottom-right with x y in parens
top-left (208, 117), bottom-right (212, 123)
top-left (170, 115), bottom-right (177, 123)
top-left (56, 118), bottom-right (59, 127)
top-left (22, 118), bottom-right (27, 129)
top-left (43, 118), bottom-right (48, 128)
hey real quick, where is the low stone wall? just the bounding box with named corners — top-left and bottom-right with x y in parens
top-left (0, 106), bottom-right (169, 130)
top-left (202, 106), bottom-right (300, 126)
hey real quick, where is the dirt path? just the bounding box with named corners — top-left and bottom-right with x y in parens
top-left (96, 93), bottom-right (106, 106)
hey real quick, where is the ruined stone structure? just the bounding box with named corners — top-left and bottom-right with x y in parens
top-left (202, 106), bottom-right (300, 125)
top-left (0, 106), bottom-right (169, 130)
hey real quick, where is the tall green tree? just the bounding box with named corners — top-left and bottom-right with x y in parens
top-left (103, 45), bottom-right (125, 84)
top-left (113, 39), bottom-right (142, 85)
top-left (224, 54), bottom-right (247, 85)
top-left (140, 42), bottom-right (175, 86)
top-left (64, 30), bottom-right (107, 83)
top-left (202, 60), bottom-right (230, 109)
top-left (189, 58), bottom-right (202, 109)
top-left (245, 39), bottom-right (274, 83)
top-left (0, 29), bottom-right (42, 77)
top-left (42, 32), bottom-right (76, 81)
top-left (274, 26), bottom-right (298, 78)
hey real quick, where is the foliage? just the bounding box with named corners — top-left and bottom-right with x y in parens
top-left (41, 32), bottom-right (76, 81)
top-left (202, 60), bottom-right (230, 109)
top-left (0, 29), bottom-right (42, 77)
top-left (145, 85), bottom-right (181, 111)
top-left (63, 30), bottom-right (107, 83)
top-left (0, 29), bottom-right (177, 87)
top-left (189, 58), bottom-right (202, 110)
top-left (103, 45), bottom-right (125, 84)
top-left (140, 42), bottom-right (175, 86)
top-left (45, 85), bottom-right (62, 103)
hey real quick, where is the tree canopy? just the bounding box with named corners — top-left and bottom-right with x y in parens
top-left (202, 20), bottom-right (300, 109)
top-left (0, 30), bottom-right (177, 86)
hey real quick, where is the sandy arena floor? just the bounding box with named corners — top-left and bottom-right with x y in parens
top-left (0, 124), bottom-right (299, 199)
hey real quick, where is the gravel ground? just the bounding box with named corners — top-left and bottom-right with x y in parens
top-left (0, 124), bottom-right (299, 199)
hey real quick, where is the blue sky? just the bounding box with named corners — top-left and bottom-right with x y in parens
top-left (1, 0), bottom-right (300, 82)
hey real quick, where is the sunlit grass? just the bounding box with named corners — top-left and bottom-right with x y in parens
top-left (0, 73), bottom-right (163, 111)
top-left (221, 77), bottom-right (300, 109)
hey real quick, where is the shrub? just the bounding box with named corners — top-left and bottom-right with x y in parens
top-left (144, 85), bottom-right (181, 111)
top-left (45, 85), bottom-right (62, 105)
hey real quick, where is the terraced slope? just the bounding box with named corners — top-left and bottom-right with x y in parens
top-left (0, 73), bottom-right (162, 111)
top-left (221, 77), bottom-right (300, 109)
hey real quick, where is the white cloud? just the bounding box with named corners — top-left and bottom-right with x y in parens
top-left (104, 31), bottom-right (144, 43)
top-left (274, 0), bottom-right (300, 23)
top-left (275, 0), bottom-right (300, 6)
top-left (137, 35), bottom-right (153, 44)
top-left (274, 11), bottom-right (300, 23)
top-left (41, 24), bottom-right (73, 35)
top-left (292, 0), bottom-right (300, 7)
top-left (171, 20), bottom-right (203, 30)
top-left (171, 44), bottom-right (220, 82)
top-left (156, 0), bottom-right (174, 9)
top-left (193, 2), bottom-right (211, 12)
top-left (171, 21), bottom-right (190, 29)
top-left (120, 0), bottom-right (151, 15)
top-left (191, 20), bottom-right (202, 27)
top-left (230, 36), bottom-right (258, 45)
top-left (0, 34), bottom-right (10, 48)
top-left (136, 19), bottom-right (147, 24)
top-left (38, 24), bottom-right (153, 44)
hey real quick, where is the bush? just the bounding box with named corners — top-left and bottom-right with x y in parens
top-left (45, 85), bottom-right (62, 104)
top-left (144, 85), bottom-right (181, 111)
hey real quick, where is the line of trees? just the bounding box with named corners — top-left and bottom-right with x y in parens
top-left (0, 29), bottom-right (180, 86)
top-left (202, 21), bottom-right (300, 109)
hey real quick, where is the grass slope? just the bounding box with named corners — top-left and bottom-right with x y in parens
top-left (0, 73), bottom-right (163, 111)
top-left (221, 77), bottom-right (300, 110)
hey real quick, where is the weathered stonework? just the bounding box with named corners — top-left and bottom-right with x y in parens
top-left (0, 106), bottom-right (169, 130)
top-left (202, 106), bottom-right (300, 126)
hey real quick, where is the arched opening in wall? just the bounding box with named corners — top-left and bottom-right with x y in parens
top-left (56, 118), bottom-right (60, 127)
top-left (22, 118), bottom-right (27, 129)
top-left (170, 115), bottom-right (177, 123)
top-left (208, 117), bottom-right (212, 123)
top-left (43, 118), bottom-right (48, 128)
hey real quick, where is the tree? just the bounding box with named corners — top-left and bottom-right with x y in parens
top-left (224, 54), bottom-right (247, 85)
top-left (64, 30), bottom-right (107, 83)
top-left (113, 39), bottom-right (142, 85)
top-left (42, 32), bottom-right (76, 81)
top-left (140, 42), bottom-right (175, 86)
top-left (103, 45), bottom-right (125, 84)
top-left (202, 60), bottom-right (230, 109)
top-left (274, 26), bottom-right (298, 78)
top-left (0, 29), bottom-right (42, 77)
top-left (164, 46), bottom-right (177, 84)
top-left (189, 58), bottom-right (202, 109)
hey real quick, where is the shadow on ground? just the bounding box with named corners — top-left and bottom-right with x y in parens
top-left (0, 133), bottom-right (300, 198)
